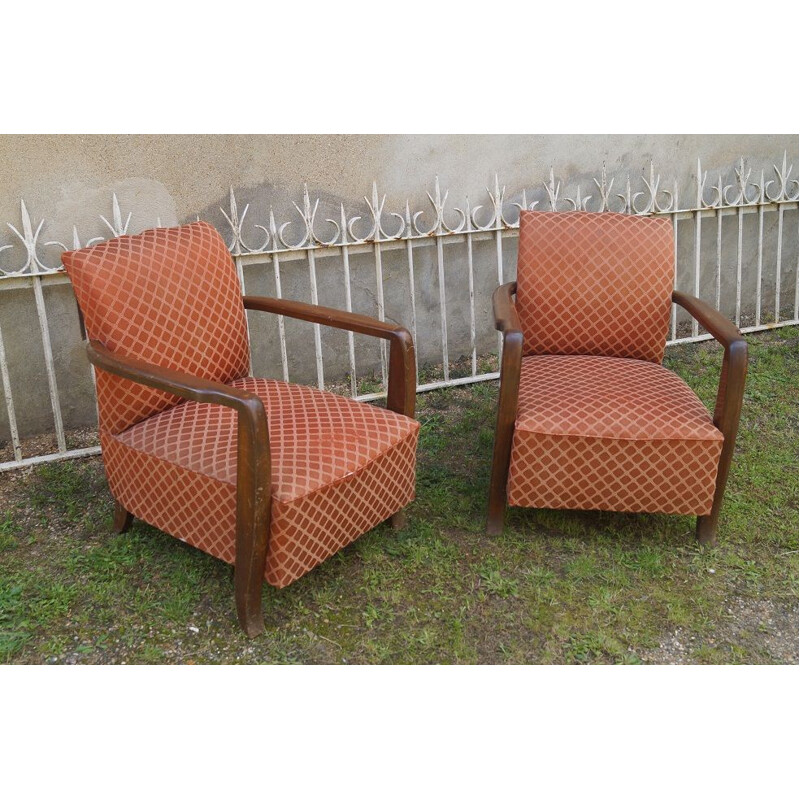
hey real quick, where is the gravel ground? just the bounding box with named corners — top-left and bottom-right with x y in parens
top-left (643, 596), bottom-right (799, 664)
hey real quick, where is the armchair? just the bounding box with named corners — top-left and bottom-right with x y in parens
top-left (63, 221), bottom-right (419, 636)
top-left (488, 211), bottom-right (747, 545)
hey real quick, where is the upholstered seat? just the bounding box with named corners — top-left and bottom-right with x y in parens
top-left (104, 378), bottom-right (418, 587)
top-left (488, 211), bottom-right (747, 544)
top-left (507, 355), bottom-right (723, 513)
top-left (63, 220), bottom-right (419, 635)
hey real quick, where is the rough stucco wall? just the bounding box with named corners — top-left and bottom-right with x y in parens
top-left (1, 135), bottom-right (797, 240)
top-left (0, 134), bottom-right (798, 445)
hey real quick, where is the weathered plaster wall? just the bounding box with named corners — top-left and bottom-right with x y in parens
top-left (0, 134), bottom-right (797, 444)
top-left (2, 135), bottom-right (798, 244)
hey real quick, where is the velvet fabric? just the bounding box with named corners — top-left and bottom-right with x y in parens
top-left (63, 222), bottom-right (419, 587)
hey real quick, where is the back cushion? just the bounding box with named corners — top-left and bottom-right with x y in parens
top-left (62, 221), bottom-right (250, 435)
top-left (515, 211), bottom-right (674, 363)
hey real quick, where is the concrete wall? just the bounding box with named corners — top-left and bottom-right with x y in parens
top-left (1, 134), bottom-right (797, 445)
top-left (2, 135), bottom-right (798, 246)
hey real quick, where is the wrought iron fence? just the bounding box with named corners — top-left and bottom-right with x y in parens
top-left (0, 154), bottom-right (797, 472)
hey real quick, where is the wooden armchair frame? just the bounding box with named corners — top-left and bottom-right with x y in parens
top-left (487, 281), bottom-right (748, 545)
top-left (88, 296), bottom-right (416, 637)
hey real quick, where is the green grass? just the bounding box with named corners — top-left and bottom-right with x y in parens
top-left (0, 512), bottom-right (21, 553)
top-left (0, 328), bottom-right (797, 664)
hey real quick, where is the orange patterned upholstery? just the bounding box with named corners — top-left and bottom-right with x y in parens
top-left (102, 378), bottom-right (418, 587)
top-left (62, 222), bottom-right (250, 435)
top-left (499, 211), bottom-right (725, 520)
top-left (62, 221), bottom-right (419, 593)
top-left (516, 211), bottom-right (674, 363)
top-left (507, 356), bottom-right (723, 514)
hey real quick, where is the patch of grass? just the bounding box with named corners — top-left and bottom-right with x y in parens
top-left (565, 632), bottom-right (637, 664)
top-left (0, 583), bottom-right (30, 660)
top-left (479, 567), bottom-right (520, 598)
top-left (0, 512), bottom-right (20, 553)
top-left (28, 461), bottom-right (111, 532)
top-left (0, 328), bottom-right (796, 664)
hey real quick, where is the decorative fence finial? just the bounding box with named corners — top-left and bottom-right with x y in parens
top-left (1, 153), bottom-right (798, 278)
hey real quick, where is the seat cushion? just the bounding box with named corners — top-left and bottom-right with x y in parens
top-left (507, 355), bottom-right (724, 515)
top-left (101, 378), bottom-right (419, 587)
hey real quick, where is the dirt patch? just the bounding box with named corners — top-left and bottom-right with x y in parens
top-left (642, 596), bottom-right (799, 664)
top-left (0, 427), bottom-right (99, 464)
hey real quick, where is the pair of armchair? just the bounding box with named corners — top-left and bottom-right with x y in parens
top-left (63, 213), bottom-right (746, 637)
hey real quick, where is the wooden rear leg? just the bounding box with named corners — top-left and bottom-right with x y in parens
top-left (696, 514), bottom-right (717, 547)
top-left (112, 500), bottom-right (133, 534)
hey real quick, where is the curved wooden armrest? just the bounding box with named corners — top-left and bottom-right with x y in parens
top-left (87, 339), bottom-right (271, 636)
top-left (491, 281), bottom-right (524, 411)
top-left (493, 281), bottom-right (522, 335)
top-left (86, 341), bottom-right (272, 636)
top-left (671, 291), bottom-right (748, 436)
top-left (245, 296), bottom-right (406, 339)
top-left (672, 291), bottom-right (746, 349)
top-left (487, 283), bottom-right (524, 532)
top-left (87, 340), bottom-right (266, 419)
top-left (243, 295), bottom-right (416, 418)
top-left (492, 281), bottom-right (524, 396)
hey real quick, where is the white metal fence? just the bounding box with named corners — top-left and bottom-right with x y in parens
top-left (0, 154), bottom-right (798, 472)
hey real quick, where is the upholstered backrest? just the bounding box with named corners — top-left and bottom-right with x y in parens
top-left (62, 221), bottom-right (250, 435)
top-left (515, 211), bottom-right (674, 363)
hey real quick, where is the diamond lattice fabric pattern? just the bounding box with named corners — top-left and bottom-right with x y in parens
top-left (103, 377), bottom-right (419, 587)
top-left (506, 355), bottom-right (723, 514)
top-left (62, 221), bottom-right (250, 435)
top-left (515, 211), bottom-right (674, 363)
top-left (62, 221), bottom-right (419, 591)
